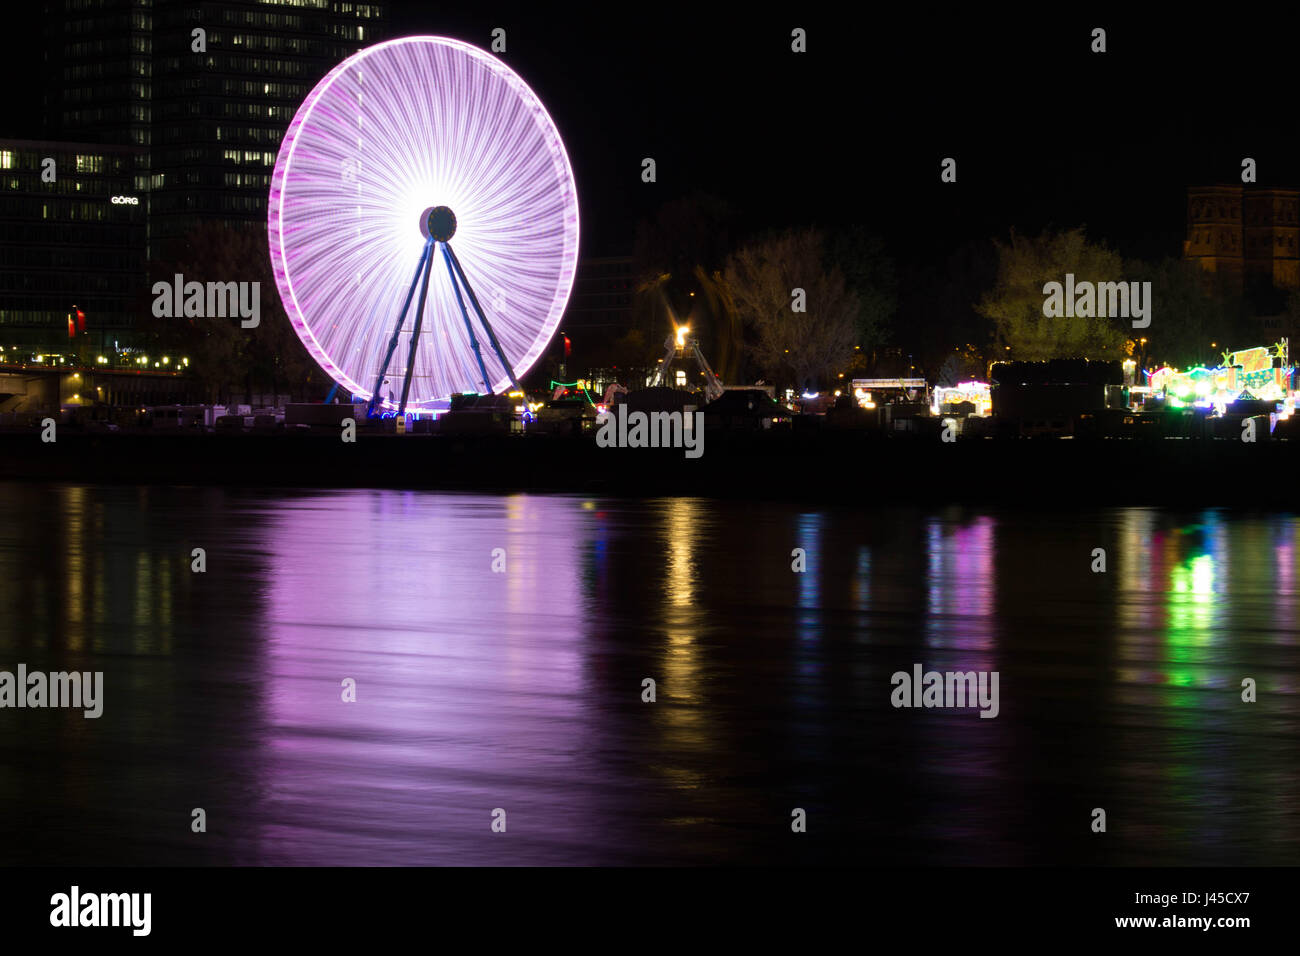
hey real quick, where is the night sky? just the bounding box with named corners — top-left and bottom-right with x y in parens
top-left (6, 7), bottom-right (1300, 265)
top-left (380, 8), bottom-right (1300, 266)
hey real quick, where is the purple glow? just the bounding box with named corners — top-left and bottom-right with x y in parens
top-left (268, 37), bottom-right (580, 407)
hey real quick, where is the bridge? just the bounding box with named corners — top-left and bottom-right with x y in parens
top-left (0, 363), bottom-right (192, 413)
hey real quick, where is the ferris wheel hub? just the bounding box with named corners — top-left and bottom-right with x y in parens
top-left (421, 205), bottom-right (457, 242)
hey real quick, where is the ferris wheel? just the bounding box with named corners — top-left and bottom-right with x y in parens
top-left (267, 36), bottom-right (580, 415)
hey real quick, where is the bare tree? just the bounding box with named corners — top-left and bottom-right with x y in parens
top-left (722, 229), bottom-right (859, 391)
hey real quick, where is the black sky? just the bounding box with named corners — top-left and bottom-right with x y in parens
top-left (6, 6), bottom-right (1300, 265)
top-left (352, 7), bottom-right (1300, 263)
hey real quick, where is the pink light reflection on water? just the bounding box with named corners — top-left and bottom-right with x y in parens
top-left (254, 491), bottom-right (602, 865)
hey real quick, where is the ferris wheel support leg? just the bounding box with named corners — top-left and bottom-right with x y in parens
top-left (445, 243), bottom-right (522, 393)
top-left (368, 237), bottom-right (433, 419)
top-left (440, 243), bottom-right (492, 393)
top-left (397, 239), bottom-right (437, 417)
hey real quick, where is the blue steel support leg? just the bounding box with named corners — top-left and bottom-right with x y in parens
top-left (444, 243), bottom-right (521, 393)
top-left (397, 238), bottom-right (437, 417)
top-left (441, 243), bottom-right (491, 393)
top-left (367, 237), bottom-right (433, 418)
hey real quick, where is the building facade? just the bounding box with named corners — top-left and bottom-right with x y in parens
top-left (1184, 185), bottom-right (1300, 296)
top-left (0, 1), bottom-right (388, 354)
top-left (0, 139), bottom-right (147, 355)
top-left (565, 255), bottom-right (635, 334)
top-left (144, 1), bottom-right (386, 259)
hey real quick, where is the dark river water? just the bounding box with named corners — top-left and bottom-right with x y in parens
top-left (0, 482), bottom-right (1296, 866)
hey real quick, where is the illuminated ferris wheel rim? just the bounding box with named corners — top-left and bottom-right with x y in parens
top-left (267, 34), bottom-right (580, 409)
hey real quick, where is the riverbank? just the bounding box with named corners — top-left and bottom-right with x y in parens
top-left (2, 428), bottom-right (1297, 507)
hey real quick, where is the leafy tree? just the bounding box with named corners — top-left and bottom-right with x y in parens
top-left (722, 228), bottom-right (859, 391)
top-left (829, 225), bottom-right (896, 350)
top-left (140, 222), bottom-right (322, 403)
top-left (977, 227), bottom-right (1129, 361)
top-left (899, 239), bottom-right (998, 376)
top-left (1126, 257), bottom-right (1244, 369)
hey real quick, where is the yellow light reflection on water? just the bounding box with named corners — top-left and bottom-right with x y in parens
top-left (65, 487), bottom-right (85, 652)
top-left (656, 498), bottom-right (704, 763)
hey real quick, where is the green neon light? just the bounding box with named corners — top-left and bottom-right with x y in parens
top-left (549, 380), bottom-right (597, 407)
